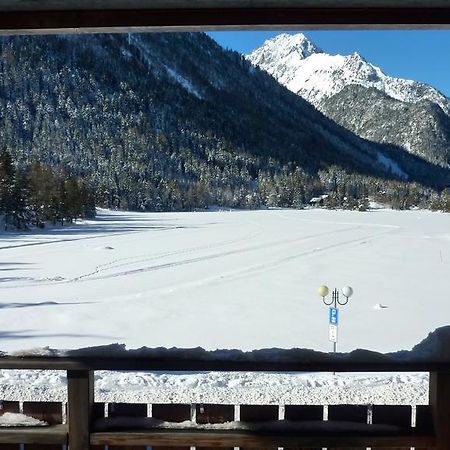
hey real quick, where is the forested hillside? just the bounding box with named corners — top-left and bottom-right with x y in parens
top-left (0, 33), bottom-right (448, 222)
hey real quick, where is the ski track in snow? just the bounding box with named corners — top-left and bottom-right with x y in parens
top-left (72, 225), bottom-right (364, 283)
top-left (0, 224), bottom-right (391, 289)
top-left (72, 228), bottom-right (265, 283)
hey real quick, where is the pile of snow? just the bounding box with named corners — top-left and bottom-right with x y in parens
top-left (0, 367), bottom-right (429, 405)
top-left (93, 417), bottom-right (402, 433)
top-left (0, 412), bottom-right (47, 427)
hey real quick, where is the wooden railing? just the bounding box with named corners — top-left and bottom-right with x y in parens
top-left (0, 355), bottom-right (448, 449)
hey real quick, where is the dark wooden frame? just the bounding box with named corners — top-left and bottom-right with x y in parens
top-left (0, 0), bottom-right (449, 448)
top-left (0, 4), bottom-right (450, 34)
top-left (0, 356), bottom-right (447, 448)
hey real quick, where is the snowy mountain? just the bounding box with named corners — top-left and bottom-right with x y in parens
top-left (248, 33), bottom-right (450, 167)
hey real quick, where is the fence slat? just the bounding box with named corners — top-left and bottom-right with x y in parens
top-left (239, 405), bottom-right (278, 423)
top-left (22, 401), bottom-right (64, 450)
top-left (240, 405), bottom-right (279, 450)
top-left (416, 405), bottom-right (433, 432)
top-left (108, 403), bottom-right (147, 450)
top-left (91, 403), bottom-right (106, 450)
top-left (328, 404), bottom-right (368, 424)
top-left (23, 401), bottom-right (63, 425)
top-left (328, 405), bottom-right (368, 450)
top-left (284, 405), bottom-right (323, 450)
top-left (108, 403), bottom-right (148, 418)
top-left (284, 405), bottom-right (323, 421)
top-left (0, 402), bottom-right (20, 415)
top-left (152, 403), bottom-right (191, 450)
top-left (372, 405), bottom-right (412, 427)
top-left (371, 405), bottom-right (413, 450)
top-left (196, 404), bottom-right (235, 450)
top-left (0, 401), bottom-right (20, 450)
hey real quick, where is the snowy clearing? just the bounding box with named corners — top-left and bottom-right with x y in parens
top-left (0, 208), bottom-right (448, 403)
top-left (0, 207), bottom-right (448, 353)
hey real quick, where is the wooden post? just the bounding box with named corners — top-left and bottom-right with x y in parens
top-left (429, 371), bottom-right (450, 450)
top-left (67, 370), bottom-right (94, 450)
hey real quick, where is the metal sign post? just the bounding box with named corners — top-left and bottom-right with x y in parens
top-left (318, 285), bottom-right (353, 354)
top-left (329, 307), bottom-right (339, 352)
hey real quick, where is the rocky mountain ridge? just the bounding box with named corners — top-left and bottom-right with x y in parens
top-left (248, 33), bottom-right (450, 167)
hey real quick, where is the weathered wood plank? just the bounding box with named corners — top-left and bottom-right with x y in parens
top-left (90, 429), bottom-right (436, 447)
top-left (67, 370), bottom-right (93, 450)
top-left (0, 425), bottom-right (67, 445)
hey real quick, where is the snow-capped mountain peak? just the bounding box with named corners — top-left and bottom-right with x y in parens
top-left (248, 33), bottom-right (322, 86)
top-left (247, 33), bottom-right (450, 114)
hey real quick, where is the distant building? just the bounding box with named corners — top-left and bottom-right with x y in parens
top-left (309, 194), bottom-right (329, 207)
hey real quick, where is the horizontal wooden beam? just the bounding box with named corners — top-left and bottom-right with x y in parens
top-left (0, 355), bottom-right (449, 371)
top-left (0, 7), bottom-right (450, 34)
top-left (2, 0), bottom-right (450, 11)
top-left (90, 429), bottom-right (436, 448)
top-left (0, 425), bottom-right (67, 444)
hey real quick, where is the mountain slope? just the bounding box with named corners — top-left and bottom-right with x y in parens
top-left (0, 33), bottom-right (447, 213)
top-left (320, 85), bottom-right (450, 168)
top-left (248, 33), bottom-right (450, 167)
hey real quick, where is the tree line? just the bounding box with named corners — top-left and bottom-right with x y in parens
top-left (0, 149), bottom-right (96, 230)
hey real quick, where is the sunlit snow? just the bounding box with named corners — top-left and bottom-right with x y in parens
top-left (0, 208), bottom-right (448, 354)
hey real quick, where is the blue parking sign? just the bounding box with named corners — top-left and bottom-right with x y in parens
top-left (329, 307), bottom-right (339, 325)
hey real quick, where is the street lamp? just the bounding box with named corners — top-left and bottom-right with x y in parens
top-left (318, 285), bottom-right (354, 352)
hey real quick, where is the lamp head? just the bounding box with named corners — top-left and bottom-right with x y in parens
top-left (342, 286), bottom-right (354, 298)
top-left (318, 285), bottom-right (329, 298)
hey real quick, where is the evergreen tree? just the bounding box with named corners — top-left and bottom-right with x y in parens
top-left (0, 149), bottom-right (16, 230)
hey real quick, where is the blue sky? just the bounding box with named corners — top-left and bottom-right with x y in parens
top-left (208, 31), bottom-right (450, 97)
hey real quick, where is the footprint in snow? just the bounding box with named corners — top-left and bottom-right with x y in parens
top-left (373, 303), bottom-right (389, 309)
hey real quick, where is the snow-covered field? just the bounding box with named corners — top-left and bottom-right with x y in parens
top-left (0, 208), bottom-right (448, 404)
